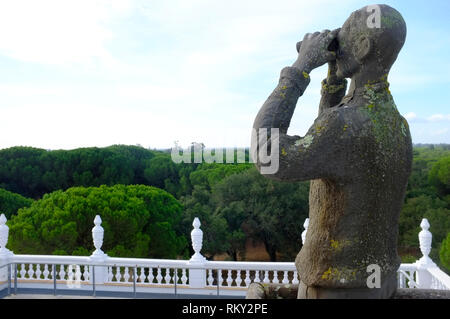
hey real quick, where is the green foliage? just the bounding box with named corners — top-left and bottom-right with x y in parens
top-left (180, 185), bottom-right (230, 259)
top-left (440, 233), bottom-right (450, 271)
top-left (401, 255), bottom-right (417, 263)
top-left (406, 146), bottom-right (450, 198)
top-left (0, 145), bottom-right (186, 199)
top-left (8, 185), bottom-right (187, 259)
top-left (0, 188), bottom-right (33, 219)
top-left (213, 168), bottom-right (309, 261)
top-left (396, 145), bottom-right (450, 267)
top-left (189, 163), bottom-right (252, 191)
top-left (429, 156), bottom-right (450, 196)
top-left (398, 195), bottom-right (447, 248)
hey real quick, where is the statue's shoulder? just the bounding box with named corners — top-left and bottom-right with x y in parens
top-left (320, 104), bottom-right (371, 125)
top-left (315, 105), bottom-right (374, 138)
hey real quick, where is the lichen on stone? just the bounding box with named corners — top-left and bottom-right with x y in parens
top-left (321, 266), bottom-right (357, 283)
top-left (295, 135), bottom-right (314, 149)
top-left (322, 82), bottom-right (346, 94)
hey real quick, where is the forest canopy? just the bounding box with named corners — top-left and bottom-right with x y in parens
top-left (7, 184), bottom-right (187, 259)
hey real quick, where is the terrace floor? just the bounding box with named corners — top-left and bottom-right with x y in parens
top-left (0, 287), bottom-right (244, 299)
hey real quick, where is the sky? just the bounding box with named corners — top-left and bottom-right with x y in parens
top-left (0, 0), bottom-right (449, 150)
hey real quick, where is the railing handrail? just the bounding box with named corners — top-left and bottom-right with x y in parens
top-left (11, 255), bottom-right (90, 265)
top-left (7, 255), bottom-right (297, 270)
top-left (427, 266), bottom-right (450, 289)
top-left (205, 260), bottom-right (296, 271)
top-left (7, 255), bottom-right (192, 269)
top-left (107, 257), bottom-right (190, 268)
top-left (398, 264), bottom-right (419, 271)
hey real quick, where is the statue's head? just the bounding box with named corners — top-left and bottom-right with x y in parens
top-left (334, 4), bottom-right (406, 80)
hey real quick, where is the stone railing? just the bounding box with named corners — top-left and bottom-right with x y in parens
top-left (0, 214), bottom-right (449, 297)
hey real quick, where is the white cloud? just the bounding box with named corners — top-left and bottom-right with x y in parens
top-left (0, 0), bottom-right (133, 65)
top-left (427, 114), bottom-right (450, 122)
top-left (403, 113), bottom-right (450, 123)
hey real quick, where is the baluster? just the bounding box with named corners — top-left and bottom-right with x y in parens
top-left (218, 269), bottom-right (223, 286)
top-left (148, 268), bottom-right (155, 284)
top-left (181, 268), bottom-right (187, 285)
top-left (20, 264), bottom-right (26, 279)
top-left (27, 264), bottom-right (35, 279)
top-left (67, 265), bottom-right (74, 283)
top-left (263, 270), bottom-right (270, 283)
top-left (35, 264), bottom-right (42, 280)
top-left (164, 268), bottom-right (171, 284)
top-left (123, 267), bottom-right (130, 282)
top-left (254, 270), bottom-right (261, 283)
top-left (273, 270), bottom-right (279, 283)
top-left (43, 264), bottom-right (49, 280)
top-left (75, 265), bottom-right (82, 284)
top-left (207, 269), bottom-right (214, 286)
top-left (59, 265), bottom-right (66, 280)
top-left (236, 270), bottom-right (242, 287)
top-left (139, 267), bottom-right (146, 283)
top-left (226, 269), bottom-right (233, 286)
top-left (292, 270), bottom-right (299, 284)
top-left (115, 266), bottom-right (123, 282)
top-left (282, 271), bottom-right (289, 284)
top-left (244, 269), bottom-right (251, 287)
top-left (156, 268), bottom-right (162, 284)
top-left (33, 264), bottom-right (41, 280)
top-left (83, 266), bottom-right (90, 282)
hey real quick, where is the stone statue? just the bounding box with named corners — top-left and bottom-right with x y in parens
top-left (252, 4), bottom-right (412, 298)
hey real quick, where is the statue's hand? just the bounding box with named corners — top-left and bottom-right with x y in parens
top-left (292, 29), bottom-right (339, 74)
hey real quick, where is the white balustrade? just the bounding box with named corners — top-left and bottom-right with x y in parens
top-left (0, 215), bottom-right (449, 297)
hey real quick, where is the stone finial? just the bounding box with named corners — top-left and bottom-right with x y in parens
top-left (0, 213), bottom-right (13, 257)
top-left (416, 218), bottom-right (435, 267)
top-left (0, 214), bottom-right (9, 252)
top-left (301, 218), bottom-right (309, 245)
top-left (91, 215), bottom-right (106, 258)
top-left (190, 217), bottom-right (206, 263)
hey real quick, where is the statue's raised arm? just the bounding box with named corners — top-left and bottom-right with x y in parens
top-left (252, 29), bottom-right (350, 181)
